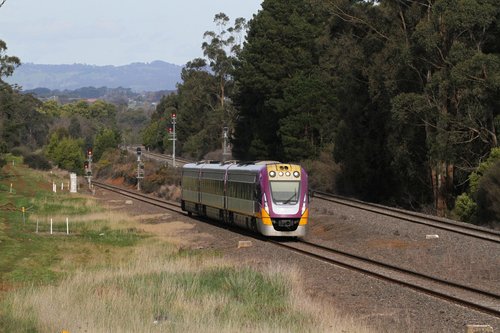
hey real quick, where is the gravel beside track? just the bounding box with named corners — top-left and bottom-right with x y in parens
top-left (307, 199), bottom-right (500, 295)
top-left (92, 186), bottom-right (500, 333)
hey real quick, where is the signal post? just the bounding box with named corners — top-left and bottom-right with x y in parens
top-left (168, 113), bottom-right (177, 167)
top-left (136, 147), bottom-right (144, 190)
top-left (84, 147), bottom-right (93, 188)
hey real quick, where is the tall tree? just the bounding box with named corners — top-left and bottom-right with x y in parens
top-left (388, 0), bottom-right (500, 216)
top-left (233, 0), bottom-right (329, 161)
top-left (143, 14), bottom-right (247, 159)
top-left (319, 0), bottom-right (398, 201)
top-left (0, 40), bottom-right (19, 81)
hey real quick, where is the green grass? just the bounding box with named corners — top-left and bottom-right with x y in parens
top-left (80, 227), bottom-right (144, 247)
top-left (0, 160), bottom-right (142, 287)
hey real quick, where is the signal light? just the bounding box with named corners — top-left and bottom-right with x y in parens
top-left (87, 147), bottom-right (93, 156)
top-left (84, 161), bottom-right (89, 169)
top-left (136, 147), bottom-right (142, 155)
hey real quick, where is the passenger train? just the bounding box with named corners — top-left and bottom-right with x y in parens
top-left (181, 161), bottom-right (309, 237)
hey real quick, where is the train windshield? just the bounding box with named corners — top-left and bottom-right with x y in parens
top-left (269, 181), bottom-right (300, 204)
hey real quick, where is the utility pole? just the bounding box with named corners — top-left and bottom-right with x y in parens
top-left (168, 113), bottom-right (177, 167)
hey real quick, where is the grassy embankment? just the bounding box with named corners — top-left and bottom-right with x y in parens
top-left (0, 155), bottom-right (373, 332)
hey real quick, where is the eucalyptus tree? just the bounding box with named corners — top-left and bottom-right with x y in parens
top-left (387, 0), bottom-right (500, 216)
top-left (143, 14), bottom-right (247, 159)
top-left (1, 39), bottom-right (49, 156)
top-left (202, 13), bottom-right (248, 150)
top-left (0, 39), bottom-right (19, 81)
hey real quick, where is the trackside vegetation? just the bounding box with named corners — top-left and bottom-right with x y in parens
top-left (0, 158), bottom-right (374, 332)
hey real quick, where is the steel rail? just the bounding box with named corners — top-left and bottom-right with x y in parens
top-left (92, 181), bottom-right (183, 214)
top-left (312, 191), bottom-right (500, 244)
top-left (270, 239), bottom-right (500, 318)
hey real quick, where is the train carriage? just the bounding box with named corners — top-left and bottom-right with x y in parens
top-left (181, 161), bottom-right (308, 237)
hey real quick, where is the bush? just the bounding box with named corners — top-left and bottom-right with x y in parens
top-left (453, 147), bottom-right (500, 226)
top-left (476, 161), bottom-right (500, 226)
top-left (0, 141), bottom-right (7, 154)
top-left (301, 145), bottom-right (339, 193)
top-left (141, 165), bottom-right (181, 194)
top-left (24, 153), bottom-right (52, 170)
top-left (452, 193), bottom-right (477, 223)
top-left (11, 146), bottom-right (30, 157)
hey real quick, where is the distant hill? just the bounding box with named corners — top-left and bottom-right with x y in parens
top-left (6, 60), bottom-right (183, 92)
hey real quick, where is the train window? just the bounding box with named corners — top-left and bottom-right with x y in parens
top-left (226, 181), bottom-right (255, 200)
top-left (269, 181), bottom-right (300, 204)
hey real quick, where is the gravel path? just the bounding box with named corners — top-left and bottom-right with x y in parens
top-left (93, 187), bottom-right (500, 333)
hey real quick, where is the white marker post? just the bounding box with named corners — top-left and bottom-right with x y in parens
top-left (10, 183), bottom-right (12, 193)
top-left (50, 218), bottom-right (53, 235)
top-left (36, 219), bottom-right (39, 233)
top-left (66, 217), bottom-right (69, 235)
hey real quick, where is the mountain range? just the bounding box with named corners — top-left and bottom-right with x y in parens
top-left (6, 60), bottom-right (183, 92)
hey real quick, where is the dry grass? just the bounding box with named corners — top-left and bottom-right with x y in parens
top-left (4, 240), bottom-right (375, 333)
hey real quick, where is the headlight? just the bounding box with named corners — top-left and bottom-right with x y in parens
top-left (285, 171), bottom-right (291, 176)
top-left (278, 172), bottom-right (284, 176)
top-left (269, 171), bottom-right (276, 177)
top-left (293, 171), bottom-right (300, 178)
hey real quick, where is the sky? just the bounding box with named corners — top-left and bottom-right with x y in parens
top-left (0, 0), bottom-right (263, 66)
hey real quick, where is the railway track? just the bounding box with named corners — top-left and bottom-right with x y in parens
top-left (91, 181), bottom-right (500, 318)
top-left (92, 181), bottom-right (183, 214)
top-left (142, 151), bottom-right (192, 166)
top-left (125, 146), bottom-right (192, 167)
top-left (312, 191), bottom-right (500, 244)
top-left (271, 239), bottom-right (500, 317)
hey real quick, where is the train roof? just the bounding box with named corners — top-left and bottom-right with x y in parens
top-left (182, 160), bottom-right (282, 172)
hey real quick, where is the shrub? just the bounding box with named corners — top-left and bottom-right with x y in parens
top-left (454, 147), bottom-right (500, 226)
top-left (24, 153), bottom-right (51, 170)
top-left (0, 141), bottom-right (7, 154)
top-left (301, 145), bottom-right (340, 193)
top-left (452, 193), bottom-right (477, 223)
top-left (11, 146), bottom-right (30, 157)
top-left (476, 161), bottom-right (500, 226)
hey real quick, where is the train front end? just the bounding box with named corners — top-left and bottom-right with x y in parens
top-left (258, 163), bottom-right (308, 237)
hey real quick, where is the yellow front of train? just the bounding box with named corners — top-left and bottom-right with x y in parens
top-left (257, 163), bottom-right (308, 237)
